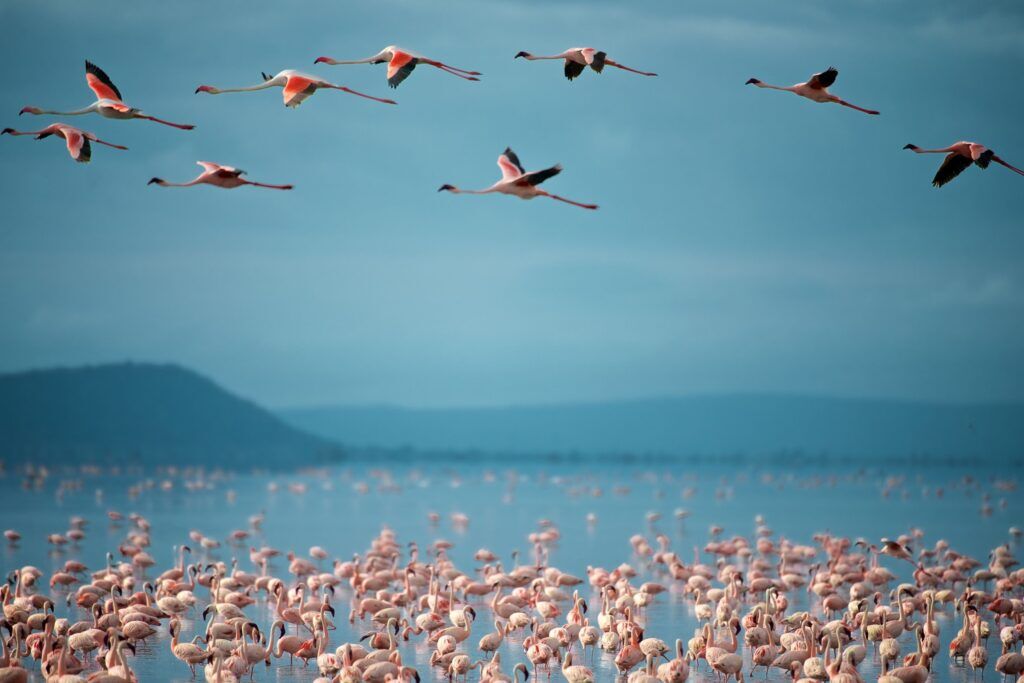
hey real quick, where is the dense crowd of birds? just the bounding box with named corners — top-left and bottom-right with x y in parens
top-left (3, 45), bottom-right (1024, 204)
top-left (0, 470), bottom-right (1022, 683)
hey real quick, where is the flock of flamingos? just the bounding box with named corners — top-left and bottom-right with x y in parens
top-left (4, 45), bottom-right (1024, 206)
top-left (0, 469), bottom-right (1022, 683)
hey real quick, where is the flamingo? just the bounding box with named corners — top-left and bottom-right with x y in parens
top-left (514, 48), bottom-right (656, 80)
top-left (314, 47), bottom-right (481, 89)
top-left (438, 147), bottom-right (598, 210)
top-left (1, 123), bottom-right (126, 163)
top-left (20, 60), bottom-right (194, 129)
top-left (148, 162), bottom-right (293, 190)
top-left (195, 70), bottom-right (396, 107)
top-left (745, 67), bottom-right (879, 115)
top-left (903, 141), bottom-right (1024, 187)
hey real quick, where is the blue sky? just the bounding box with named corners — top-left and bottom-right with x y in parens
top-left (2, 1), bottom-right (1024, 408)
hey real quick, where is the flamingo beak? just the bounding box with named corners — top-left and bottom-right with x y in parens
top-left (314, 56), bottom-right (331, 64)
top-left (745, 78), bottom-right (759, 85)
top-left (514, 52), bottom-right (529, 59)
top-left (438, 184), bottom-right (454, 192)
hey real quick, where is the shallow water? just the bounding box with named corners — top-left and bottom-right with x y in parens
top-left (1, 461), bottom-right (1020, 683)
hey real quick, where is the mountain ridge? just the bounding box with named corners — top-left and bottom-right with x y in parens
top-left (0, 362), bottom-right (339, 465)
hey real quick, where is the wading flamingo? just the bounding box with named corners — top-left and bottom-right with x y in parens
top-left (315, 47), bottom-right (481, 89)
top-left (903, 142), bottom-right (1024, 187)
top-left (745, 67), bottom-right (879, 115)
top-left (195, 70), bottom-right (396, 107)
top-left (514, 48), bottom-right (656, 80)
top-left (438, 147), bottom-right (598, 210)
top-left (1, 123), bottom-right (126, 163)
top-left (148, 162), bottom-right (293, 190)
top-left (20, 61), bottom-right (195, 129)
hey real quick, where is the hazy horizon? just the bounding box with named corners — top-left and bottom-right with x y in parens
top-left (3, 1), bottom-right (1024, 409)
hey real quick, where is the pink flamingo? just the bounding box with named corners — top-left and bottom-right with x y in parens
top-left (315, 47), bottom-right (481, 89)
top-left (20, 61), bottom-right (194, 130)
top-left (438, 147), bottom-right (598, 210)
top-left (148, 161), bottom-right (293, 190)
top-left (903, 141), bottom-right (1024, 187)
top-left (195, 70), bottom-right (396, 107)
top-left (514, 48), bottom-right (656, 80)
top-left (1, 123), bottom-right (126, 163)
top-left (745, 67), bottom-right (879, 115)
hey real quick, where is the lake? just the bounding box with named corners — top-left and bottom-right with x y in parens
top-left (1, 460), bottom-right (1020, 683)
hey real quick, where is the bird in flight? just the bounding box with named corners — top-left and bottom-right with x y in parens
top-left (315, 47), bottom-right (481, 89)
top-left (2, 123), bottom-right (127, 163)
top-left (19, 61), bottom-right (195, 130)
top-left (514, 48), bottom-right (656, 81)
top-left (438, 147), bottom-right (598, 210)
top-left (903, 141), bottom-right (1024, 187)
top-left (745, 67), bottom-right (879, 115)
top-left (195, 70), bottom-right (396, 107)
top-left (148, 162), bottom-right (293, 190)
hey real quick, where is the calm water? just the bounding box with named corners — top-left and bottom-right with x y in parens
top-left (1, 461), bottom-right (1020, 682)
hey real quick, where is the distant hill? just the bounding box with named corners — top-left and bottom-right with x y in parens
top-left (280, 395), bottom-right (1024, 462)
top-left (0, 363), bottom-right (339, 465)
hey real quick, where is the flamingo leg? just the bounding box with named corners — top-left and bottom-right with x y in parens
top-left (243, 181), bottom-right (294, 191)
top-left (328, 85), bottom-right (397, 105)
top-left (92, 138), bottom-right (128, 150)
top-left (539, 191), bottom-right (598, 210)
top-left (993, 156), bottom-right (1024, 176)
top-left (422, 59), bottom-right (482, 77)
top-left (836, 99), bottom-right (879, 115)
top-left (606, 60), bottom-right (657, 77)
top-left (135, 114), bottom-right (195, 130)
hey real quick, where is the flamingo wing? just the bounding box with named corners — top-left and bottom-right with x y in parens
top-left (64, 128), bottom-right (91, 163)
top-left (517, 164), bottom-right (562, 187)
top-left (283, 76), bottom-right (317, 107)
top-left (580, 48), bottom-right (597, 65)
top-left (564, 60), bottom-right (586, 81)
top-left (85, 61), bottom-right (123, 102)
top-left (498, 147), bottom-right (526, 180)
top-left (197, 161), bottom-right (225, 174)
top-left (807, 67), bottom-right (838, 90)
top-left (387, 51), bottom-right (418, 89)
top-left (591, 51), bottom-right (607, 73)
top-left (932, 152), bottom-right (972, 187)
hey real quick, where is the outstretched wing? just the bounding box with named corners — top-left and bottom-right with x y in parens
top-left (64, 129), bottom-right (90, 162)
top-left (197, 161), bottom-right (223, 174)
top-left (517, 164), bottom-right (562, 187)
top-left (498, 147), bottom-right (526, 179)
top-left (591, 51), bottom-right (607, 73)
top-left (85, 61), bottom-right (123, 102)
top-left (807, 66), bottom-right (838, 90)
top-left (283, 76), bottom-right (317, 107)
top-left (564, 60), bottom-right (586, 81)
top-left (387, 51), bottom-right (418, 89)
top-left (932, 152), bottom-right (972, 187)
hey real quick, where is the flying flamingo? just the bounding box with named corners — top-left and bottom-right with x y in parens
top-left (903, 141), bottom-right (1024, 187)
top-left (148, 162), bottom-right (293, 190)
top-left (1, 123), bottom-right (126, 163)
top-left (19, 61), bottom-right (195, 130)
top-left (745, 67), bottom-right (879, 115)
top-left (514, 48), bottom-right (656, 80)
top-left (195, 70), bottom-right (396, 107)
top-left (314, 47), bottom-right (481, 89)
top-left (438, 147), bottom-right (598, 210)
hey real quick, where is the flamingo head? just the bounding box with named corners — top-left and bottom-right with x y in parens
top-left (514, 51), bottom-right (531, 59)
top-left (314, 56), bottom-right (334, 64)
top-left (19, 106), bottom-right (41, 115)
top-left (194, 85), bottom-right (218, 95)
top-left (903, 144), bottom-right (919, 151)
top-left (745, 78), bottom-right (760, 85)
top-left (147, 177), bottom-right (166, 186)
top-left (1, 128), bottom-right (13, 135)
top-left (438, 184), bottom-right (456, 192)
